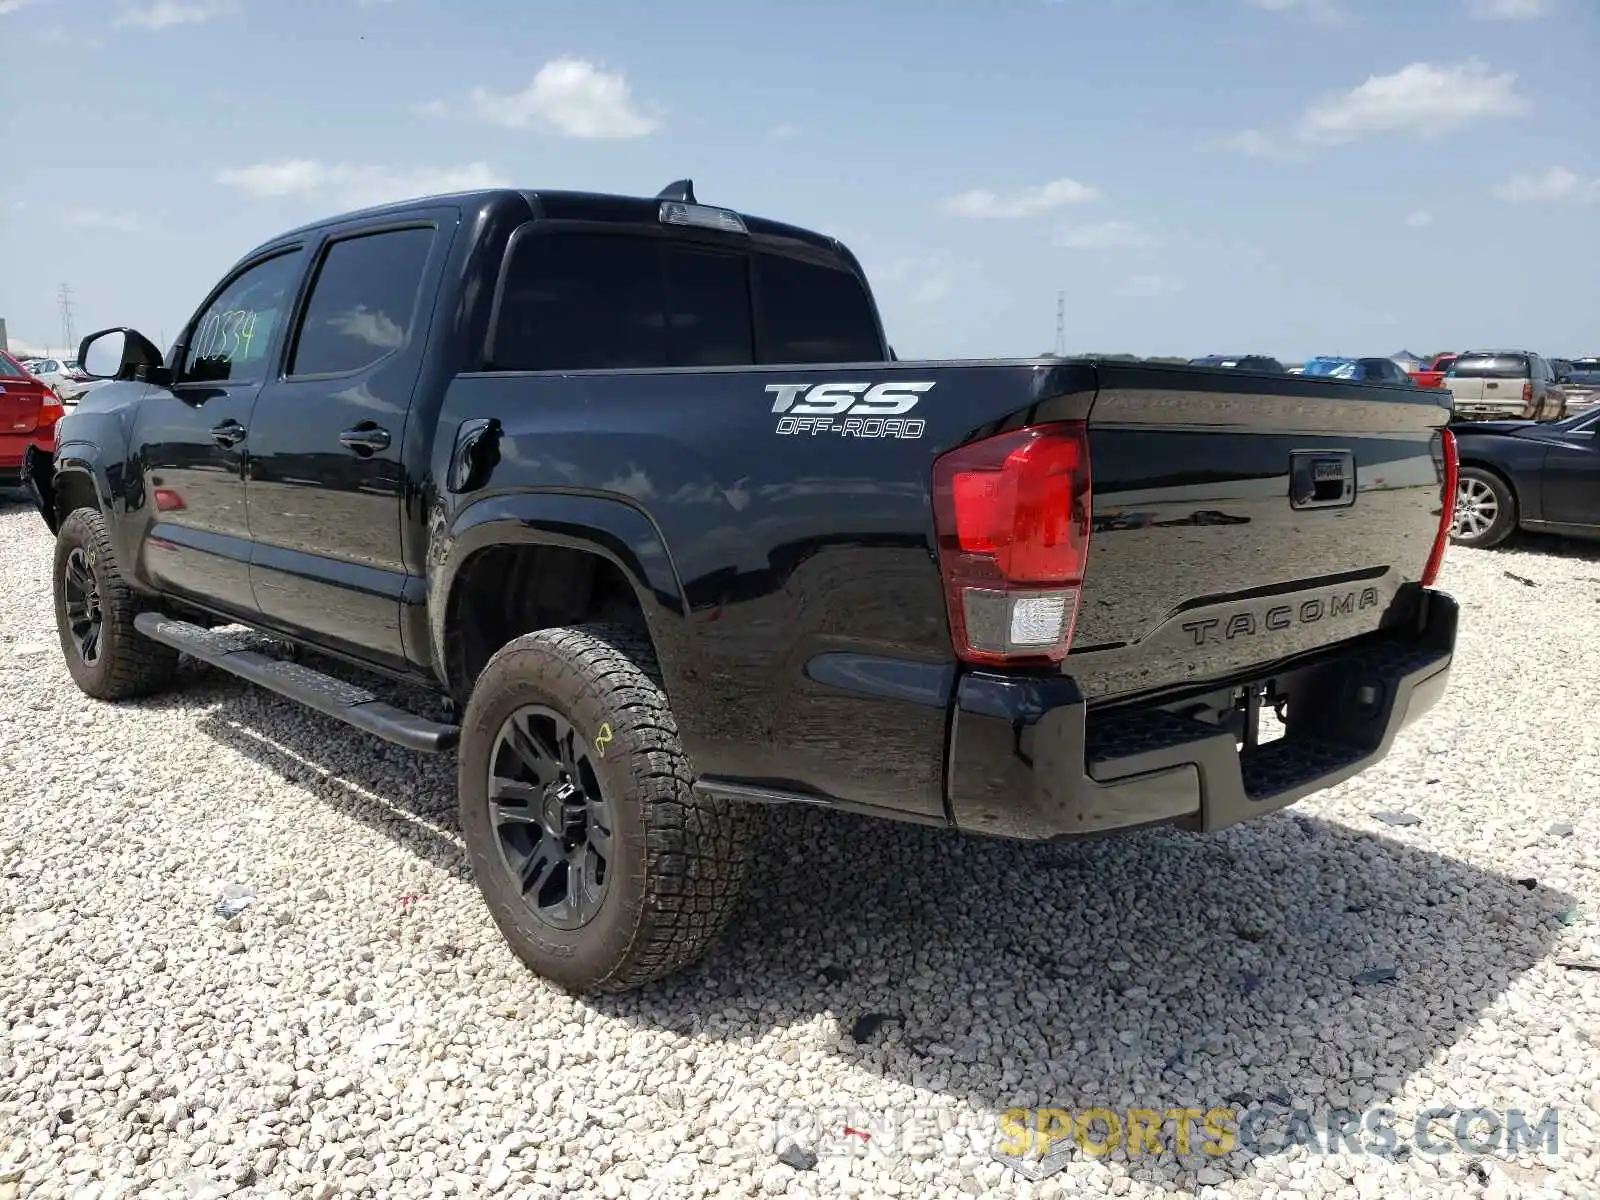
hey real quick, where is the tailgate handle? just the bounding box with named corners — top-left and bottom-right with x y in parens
top-left (1289, 451), bottom-right (1356, 510)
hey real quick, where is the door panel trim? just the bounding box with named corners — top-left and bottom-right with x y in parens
top-left (249, 541), bottom-right (409, 599)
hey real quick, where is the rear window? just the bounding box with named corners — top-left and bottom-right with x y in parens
top-left (1450, 354), bottom-right (1529, 379)
top-left (490, 231), bottom-right (882, 372)
top-left (0, 355), bottom-right (25, 379)
top-left (665, 246), bottom-right (754, 367)
top-left (754, 253), bottom-right (882, 364)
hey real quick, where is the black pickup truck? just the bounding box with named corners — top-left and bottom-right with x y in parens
top-left (25, 181), bottom-right (1460, 993)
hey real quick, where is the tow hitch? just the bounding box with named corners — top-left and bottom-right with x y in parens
top-left (1223, 682), bottom-right (1289, 749)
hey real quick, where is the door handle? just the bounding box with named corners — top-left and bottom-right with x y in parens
top-left (1485, 382), bottom-right (1499, 389)
top-left (210, 420), bottom-right (247, 447)
top-left (339, 424), bottom-right (391, 454)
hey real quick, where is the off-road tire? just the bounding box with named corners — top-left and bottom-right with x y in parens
top-left (457, 623), bottom-right (750, 993)
top-left (52, 507), bottom-right (180, 700)
top-left (1450, 467), bottom-right (1516, 550)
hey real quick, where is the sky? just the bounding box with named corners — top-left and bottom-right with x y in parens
top-left (1, 0), bottom-right (1596, 363)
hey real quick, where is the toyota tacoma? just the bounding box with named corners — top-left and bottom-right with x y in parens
top-left (24, 181), bottom-right (1460, 993)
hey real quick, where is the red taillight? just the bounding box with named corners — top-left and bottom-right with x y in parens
top-left (1422, 427), bottom-right (1457, 587)
top-left (931, 422), bottom-right (1092, 666)
top-left (1522, 381), bottom-right (1534, 408)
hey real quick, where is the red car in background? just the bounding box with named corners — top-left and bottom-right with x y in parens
top-left (1, 350), bottom-right (66, 488)
top-left (1409, 352), bottom-right (1458, 390)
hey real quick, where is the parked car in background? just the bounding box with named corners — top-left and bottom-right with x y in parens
top-left (0, 351), bottom-right (66, 488)
top-left (1445, 351), bottom-right (1565, 422)
top-left (1450, 406), bottom-right (1600, 547)
top-left (24, 356), bottom-right (94, 402)
top-left (1300, 356), bottom-right (1416, 385)
top-left (1408, 352), bottom-right (1458, 390)
top-left (1187, 354), bottom-right (1287, 373)
top-left (1548, 360), bottom-right (1600, 412)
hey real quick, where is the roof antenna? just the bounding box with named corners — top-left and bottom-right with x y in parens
top-left (657, 179), bottom-right (696, 204)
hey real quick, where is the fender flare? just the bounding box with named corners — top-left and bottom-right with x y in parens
top-left (428, 490), bottom-right (693, 699)
top-left (42, 442), bottom-right (116, 531)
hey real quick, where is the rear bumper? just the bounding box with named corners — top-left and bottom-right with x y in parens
top-left (947, 590), bottom-right (1457, 840)
top-left (1451, 402), bottom-right (1536, 420)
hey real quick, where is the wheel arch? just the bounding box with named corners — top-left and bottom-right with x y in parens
top-left (429, 492), bottom-right (693, 705)
top-left (1454, 457), bottom-right (1524, 542)
top-left (51, 460), bottom-right (106, 529)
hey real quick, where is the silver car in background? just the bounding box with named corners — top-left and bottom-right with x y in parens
top-left (1445, 350), bottom-right (1567, 422)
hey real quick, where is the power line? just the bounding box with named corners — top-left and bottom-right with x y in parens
top-left (58, 283), bottom-right (77, 357)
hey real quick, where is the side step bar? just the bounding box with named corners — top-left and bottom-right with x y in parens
top-left (134, 614), bottom-right (459, 754)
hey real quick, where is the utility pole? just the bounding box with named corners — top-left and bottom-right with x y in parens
top-left (58, 283), bottom-right (77, 358)
top-left (1054, 291), bottom-right (1065, 357)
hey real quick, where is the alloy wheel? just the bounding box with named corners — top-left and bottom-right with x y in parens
top-left (1452, 477), bottom-right (1498, 541)
top-left (487, 704), bottom-right (614, 930)
top-left (62, 548), bottom-right (104, 665)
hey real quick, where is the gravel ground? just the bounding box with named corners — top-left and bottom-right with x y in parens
top-left (2, 490), bottom-right (1599, 1200)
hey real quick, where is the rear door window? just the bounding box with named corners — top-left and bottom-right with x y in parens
top-left (288, 227), bottom-right (434, 377)
top-left (1450, 355), bottom-right (1530, 379)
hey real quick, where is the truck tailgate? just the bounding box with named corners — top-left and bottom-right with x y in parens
top-left (1070, 363), bottom-right (1451, 704)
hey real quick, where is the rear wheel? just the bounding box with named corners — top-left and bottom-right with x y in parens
top-left (457, 623), bottom-right (750, 993)
top-left (1450, 468), bottom-right (1516, 549)
top-left (52, 507), bottom-right (180, 699)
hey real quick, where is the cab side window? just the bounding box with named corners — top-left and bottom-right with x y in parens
top-left (288, 228), bottom-right (434, 377)
top-left (181, 253), bottom-right (302, 385)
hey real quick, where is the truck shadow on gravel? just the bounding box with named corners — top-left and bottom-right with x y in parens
top-left (150, 661), bottom-right (1571, 1194)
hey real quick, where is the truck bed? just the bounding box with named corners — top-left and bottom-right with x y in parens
top-left (434, 357), bottom-right (1452, 823)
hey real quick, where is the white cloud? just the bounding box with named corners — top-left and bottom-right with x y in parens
top-left (465, 58), bottom-right (658, 138)
top-left (1115, 274), bottom-right (1183, 299)
top-left (1405, 209), bottom-right (1434, 227)
top-left (113, 1), bottom-right (234, 29)
top-left (1053, 220), bottom-right (1157, 251)
top-left (1298, 60), bottom-right (1529, 144)
top-left (941, 178), bottom-right (1099, 219)
top-left (1245, 0), bottom-right (1347, 25)
top-left (0, 0), bottom-right (40, 15)
top-left (329, 308), bottom-right (405, 349)
top-left (768, 122), bottom-right (804, 141)
top-left (874, 255), bottom-right (955, 307)
top-left (1467, 0), bottom-right (1551, 18)
top-left (1205, 129), bottom-right (1282, 158)
top-left (1492, 166), bottom-right (1600, 205)
top-left (64, 209), bottom-right (145, 233)
top-left (215, 160), bottom-right (509, 209)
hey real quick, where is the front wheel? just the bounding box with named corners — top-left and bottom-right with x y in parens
top-left (52, 507), bottom-right (180, 699)
top-left (457, 624), bottom-right (750, 993)
top-left (1450, 468), bottom-right (1516, 549)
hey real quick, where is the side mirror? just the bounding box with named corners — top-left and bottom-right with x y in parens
top-left (79, 328), bottom-right (170, 384)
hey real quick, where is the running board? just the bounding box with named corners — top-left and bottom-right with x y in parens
top-left (133, 614), bottom-right (459, 754)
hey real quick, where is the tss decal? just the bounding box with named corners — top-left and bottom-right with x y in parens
top-left (766, 381), bottom-right (933, 439)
